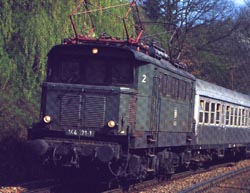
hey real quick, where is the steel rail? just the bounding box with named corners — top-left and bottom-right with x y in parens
top-left (179, 166), bottom-right (250, 193)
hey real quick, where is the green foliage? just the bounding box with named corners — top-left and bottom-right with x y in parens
top-left (71, 0), bottom-right (136, 40)
top-left (0, 1), bottom-right (92, 138)
top-left (197, 51), bottom-right (232, 87)
top-left (137, 5), bottom-right (171, 50)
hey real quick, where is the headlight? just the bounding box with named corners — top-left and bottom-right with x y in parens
top-left (107, 120), bottom-right (116, 128)
top-left (92, 48), bottom-right (98, 54)
top-left (119, 130), bottom-right (126, 134)
top-left (43, 115), bottom-right (52, 124)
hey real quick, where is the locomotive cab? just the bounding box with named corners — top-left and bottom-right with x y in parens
top-left (27, 44), bottom-right (145, 170)
top-left (30, 44), bottom-right (138, 139)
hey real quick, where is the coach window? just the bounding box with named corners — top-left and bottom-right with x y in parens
top-left (246, 109), bottom-right (250, 127)
top-left (246, 109), bottom-right (249, 127)
top-left (248, 110), bottom-right (250, 126)
top-left (242, 109), bottom-right (246, 127)
top-left (216, 104), bottom-right (221, 124)
top-left (230, 107), bottom-right (234, 126)
top-left (204, 101), bottom-right (210, 124)
top-left (234, 108), bottom-right (238, 126)
top-left (199, 100), bottom-right (205, 123)
top-left (247, 110), bottom-right (249, 126)
top-left (245, 109), bottom-right (249, 127)
top-left (238, 108), bottom-right (242, 126)
top-left (226, 106), bottom-right (230, 125)
top-left (247, 109), bottom-right (249, 127)
top-left (210, 103), bottom-right (216, 124)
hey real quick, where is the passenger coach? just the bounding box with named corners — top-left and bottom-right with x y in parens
top-left (194, 79), bottom-right (250, 156)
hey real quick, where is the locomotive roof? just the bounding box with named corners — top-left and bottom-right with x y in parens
top-left (48, 44), bottom-right (196, 81)
top-left (196, 79), bottom-right (250, 107)
top-left (131, 49), bottom-right (196, 80)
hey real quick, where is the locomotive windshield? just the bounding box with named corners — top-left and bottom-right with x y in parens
top-left (47, 56), bottom-right (134, 86)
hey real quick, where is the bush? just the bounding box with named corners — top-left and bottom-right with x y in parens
top-left (0, 84), bottom-right (39, 141)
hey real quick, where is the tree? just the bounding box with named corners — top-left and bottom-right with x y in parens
top-left (141, 0), bottom-right (236, 61)
top-left (69, 0), bottom-right (137, 41)
top-left (140, 0), bottom-right (250, 93)
top-left (188, 3), bottom-right (250, 94)
top-left (226, 5), bottom-right (250, 93)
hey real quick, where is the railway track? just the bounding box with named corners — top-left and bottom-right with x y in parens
top-left (215, 169), bottom-right (250, 193)
top-left (18, 179), bottom-right (59, 193)
top-left (0, 179), bottom-right (59, 193)
top-left (138, 160), bottom-right (250, 193)
top-left (1, 160), bottom-right (249, 193)
top-left (180, 165), bottom-right (250, 193)
top-left (102, 162), bottom-right (238, 193)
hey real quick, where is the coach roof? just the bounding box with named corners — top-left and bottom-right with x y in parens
top-left (196, 79), bottom-right (250, 107)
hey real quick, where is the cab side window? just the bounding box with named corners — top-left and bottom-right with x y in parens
top-left (170, 77), bottom-right (179, 99)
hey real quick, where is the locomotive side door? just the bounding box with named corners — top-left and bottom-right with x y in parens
top-left (149, 73), bottom-right (161, 144)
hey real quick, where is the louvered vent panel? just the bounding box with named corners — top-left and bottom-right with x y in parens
top-left (128, 96), bottom-right (137, 129)
top-left (60, 94), bottom-right (82, 127)
top-left (84, 95), bottom-right (106, 127)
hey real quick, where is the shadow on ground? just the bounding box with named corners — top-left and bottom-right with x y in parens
top-left (0, 137), bottom-right (49, 186)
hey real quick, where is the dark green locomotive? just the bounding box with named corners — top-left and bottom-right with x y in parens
top-left (28, 41), bottom-right (196, 178)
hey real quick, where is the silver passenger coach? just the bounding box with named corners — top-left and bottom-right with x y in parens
top-left (194, 79), bottom-right (250, 147)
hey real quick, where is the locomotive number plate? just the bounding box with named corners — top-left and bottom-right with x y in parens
top-left (65, 129), bottom-right (95, 137)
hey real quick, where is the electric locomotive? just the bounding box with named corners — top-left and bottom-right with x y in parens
top-left (28, 38), bottom-right (197, 178)
top-left (28, 0), bottom-right (250, 182)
